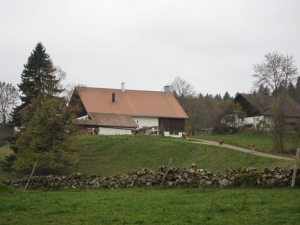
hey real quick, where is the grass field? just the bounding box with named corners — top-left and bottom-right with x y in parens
top-left (0, 134), bottom-right (299, 225)
top-left (198, 133), bottom-right (300, 155)
top-left (73, 135), bottom-right (294, 176)
top-left (0, 134), bottom-right (296, 178)
top-left (0, 186), bottom-right (299, 225)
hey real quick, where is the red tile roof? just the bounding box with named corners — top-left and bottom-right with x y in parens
top-left (75, 86), bottom-right (188, 119)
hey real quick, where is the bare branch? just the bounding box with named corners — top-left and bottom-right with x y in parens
top-left (0, 82), bottom-right (19, 124)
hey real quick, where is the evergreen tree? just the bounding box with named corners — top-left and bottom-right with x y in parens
top-left (223, 92), bottom-right (232, 101)
top-left (287, 81), bottom-right (295, 98)
top-left (7, 43), bottom-right (65, 166)
top-left (214, 94), bottom-right (222, 101)
top-left (257, 84), bottom-right (265, 95)
top-left (276, 80), bottom-right (288, 94)
top-left (296, 76), bottom-right (300, 89)
top-left (12, 96), bottom-right (79, 173)
top-left (12, 42), bottom-right (63, 127)
top-left (257, 84), bottom-right (270, 96)
top-left (264, 86), bottom-right (270, 96)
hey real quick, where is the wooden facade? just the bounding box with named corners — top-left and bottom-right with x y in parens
top-left (159, 118), bottom-right (185, 133)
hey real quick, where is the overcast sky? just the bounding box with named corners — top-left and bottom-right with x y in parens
top-left (1, 0), bottom-right (300, 97)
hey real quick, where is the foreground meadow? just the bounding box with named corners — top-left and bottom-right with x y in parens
top-left (0, 187), bottom-right (299, 225)
top-left (0, 135), bottom-right (299, 224)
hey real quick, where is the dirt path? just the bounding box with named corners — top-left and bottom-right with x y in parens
top-left (188, 138), bottom-right (294, 161)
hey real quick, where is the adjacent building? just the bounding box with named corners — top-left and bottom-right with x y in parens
top-left (233, 93), bottom-right (300, 129)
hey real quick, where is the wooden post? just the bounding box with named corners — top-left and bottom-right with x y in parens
top-left (160, 158), bottom-right (172, 186)
top-left (69, 161), bottom-right (80, 188)
top-left (291, 149), bottom-right (300, 188)
top-left (25, 160), bottom-right (37, 190)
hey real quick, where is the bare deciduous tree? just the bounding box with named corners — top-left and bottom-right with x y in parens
top-left (44, 66), bottom-right (66, 96)
top-left (62, 83), bottom-right (87, 104)
top-left (0, 82), bottom-right (19, 124)
top-left (252, 52), bottom-right (297, 94)
top-left (252, 52), bottom-right (298, 153)
top-left (167, 77), bottom-right (196, 108)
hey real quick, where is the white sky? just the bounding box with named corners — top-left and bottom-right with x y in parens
top-left (1, 0), bottom-right (300, 97)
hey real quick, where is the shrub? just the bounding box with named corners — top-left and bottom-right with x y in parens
top-left (234, 172), bottom-right (261, 187)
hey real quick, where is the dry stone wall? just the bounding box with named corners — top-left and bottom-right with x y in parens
top-left (3, 166), bottom-right (300, 190)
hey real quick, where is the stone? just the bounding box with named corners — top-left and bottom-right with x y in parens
top-left (218, 179), bottom-right (232, 188)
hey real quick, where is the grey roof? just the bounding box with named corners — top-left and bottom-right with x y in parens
top-left (234, 93), bottom-right (300, 118)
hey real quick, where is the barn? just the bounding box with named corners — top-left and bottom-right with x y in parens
top-left (233, 93), bottom-right (300, 129)
top-left (70, 83), bottom-right (189, 137)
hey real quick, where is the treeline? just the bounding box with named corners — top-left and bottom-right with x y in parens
top-left (254, 77), bottom-right (300, 105)
top-left (168, 77), bottom-right (244, 134)
top-left (180, 92), bottom-right (243, 134)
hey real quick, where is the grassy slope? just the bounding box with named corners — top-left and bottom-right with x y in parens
top-left (197, 133), bottom-right (300, 155)
top-left (73, 135), bottom-right (293, 176)
top-left (0, 134), bottom-right (295, 178)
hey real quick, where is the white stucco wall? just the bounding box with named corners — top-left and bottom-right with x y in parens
top-left (98, 127), bottom-right (132, 135)
top-left (242, 116), bottom-right (264, 126)
top-left (89, 116), bottom-right (186, 136)
top-left (164, 131), bottom-right (183, 138)
top-left (239, 116), bottom-right (272, 129)
top-left (131, 116), bottom-right (158, 128)
top-left (222, 115), bottom-right (272, 129)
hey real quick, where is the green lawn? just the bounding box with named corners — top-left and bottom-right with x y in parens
top-left (0, 135), bottom-right (295, 179)
top-left (197, 133), bottom-right (300, 155)
top-left (72, 135), bottom-right (293, 176)
top-left (0, 187), bottom-right (299, 225)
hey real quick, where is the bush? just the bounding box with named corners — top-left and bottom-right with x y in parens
top-left (0, 124), bottom-right (13, 147)
top-left (213, 124), bottom-right (238, 134)
top-left (0, 182), bottom-right (14, 194)
top-left (234, 172), bottom-right (261, 187)
top-left (296, 174), bottom-right (300, 187)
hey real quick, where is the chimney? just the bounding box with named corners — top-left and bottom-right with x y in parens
top-left (112, 91), bottom-right (115, 104)
top-left (121, 82), bottom-right (125, 92)
top-left (164, 86), bottom-right (170, 95)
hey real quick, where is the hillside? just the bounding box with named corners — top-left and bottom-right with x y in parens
top-left (0, 135), bottom-right (295, 178)
top-left (72, 135), bottom-right (293, 176)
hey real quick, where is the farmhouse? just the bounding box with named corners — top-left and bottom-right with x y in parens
top-left (70, 83), bottom-right (188, 137)
top-left (233, 93), bottom-right (300, 129)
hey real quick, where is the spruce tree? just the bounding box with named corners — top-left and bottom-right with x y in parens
top-left (12, 42), bottom-right (63, 127)
top-left (7, 43), bottom-right (64, 166)
top-left (223, 92), bottom-right (232, 101)
top-left (12, 96), bottom-right (79, 173)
